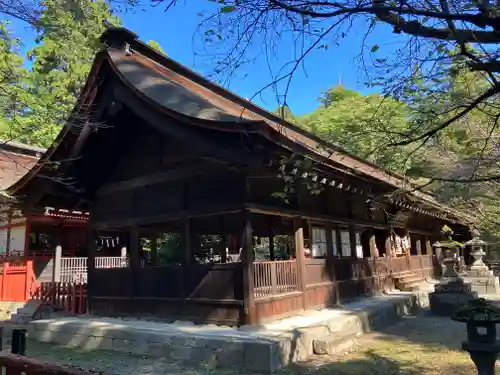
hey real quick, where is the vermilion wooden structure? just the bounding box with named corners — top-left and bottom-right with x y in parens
top-left (0, 261), bottom-right (35, 301)
top-left (6, 26), bottom-right (475, 325)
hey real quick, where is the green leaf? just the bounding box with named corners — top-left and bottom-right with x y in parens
top-left (371, 44), bottom-right (379, 53)
top-left (220, 5), bottom-right (235, 13)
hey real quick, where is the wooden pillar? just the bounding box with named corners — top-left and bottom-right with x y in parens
top-left (368, 228), bottom-right (378, 258)
top-left (129, 227), bottom-right (139, 300)
top-left (150, 233), bottom-right (158, 266)
top-left (385, 233), bottom-right (393, 272)
top-left (294, 218), bottom-right (307, 309)
top-left (129, 227), bottom-right (140, 269)
top-left (52, 245), bottom-right (62, 283)
top-left (416, 239), bottom-right (422, 255)
top-left (241, 210), bottom-right (255, 324)
top-left (425, 238), bottom-right (433, 256)
top-left (349, 225), bottom-right (357, 258)
top-left (416, 239), bottom-right (424, 276)
top-left (385, 234), bottom-right (392, 257)
top-left (5, 208), bottom-right (12, 255)
top-left (181, 218), bottom-right (192, 301)
top-left (55, 223), bottom-right (62, 248)
top-left (24, 217), bottom-right (31, 258)
top-left (269, 236), bottom-right (275, 261)
top-left (325, 224), bottom-right (334, 260)
top-left (86, 228), bottom-right (96, 313)
top-left (183, 219), bottom-right (192, 266)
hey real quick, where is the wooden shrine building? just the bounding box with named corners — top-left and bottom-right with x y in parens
top-left (5, 27), bottom-right (474, 325)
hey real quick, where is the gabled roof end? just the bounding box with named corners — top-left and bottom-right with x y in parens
top-left (100, 25), bottom-right (138, 50)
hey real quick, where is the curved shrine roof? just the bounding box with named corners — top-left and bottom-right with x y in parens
top-left (0, 141), bottom-right (44, 192)
top-left (108, 49), bottom-right (261, 126)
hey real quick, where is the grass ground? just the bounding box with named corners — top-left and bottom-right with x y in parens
top-left (290, 314), bottom-right (493, 375)
top-left (1, 314), bottom-right (494, 375)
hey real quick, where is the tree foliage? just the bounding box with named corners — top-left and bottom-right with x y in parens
top-left (0, 0), bottom-right (163, 148)
top-left (301, 85), bottom-right (412, 170)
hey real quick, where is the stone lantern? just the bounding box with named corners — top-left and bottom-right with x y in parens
top-left (430, 226), bottom-right (477, 316)
top-left (463, 230), bottom-right (500, 295)
top-left (433, 226), bottom-right (461, 279)
top-left (452, 298), bottom-right (500, 375)
top-left (466, 229), bottom-right (489, 275)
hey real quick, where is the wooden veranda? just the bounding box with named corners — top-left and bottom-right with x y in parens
top-left (5, 26), bottom-right (473, 326)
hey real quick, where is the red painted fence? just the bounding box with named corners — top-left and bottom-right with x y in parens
top-left (32, 282), bottom-right (87, 318)
top-left (0, 261), bottom-right (35, 302)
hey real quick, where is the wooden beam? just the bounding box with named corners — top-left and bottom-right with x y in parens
top-left (97, 160), bottom-right (226, 196)
top-left (92, 205), bottom-right (243, 230)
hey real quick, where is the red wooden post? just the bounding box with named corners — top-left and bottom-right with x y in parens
top-left (78, 283), bottom-right (84, 314)
top-left (25, 260), bottom-right (34, 301)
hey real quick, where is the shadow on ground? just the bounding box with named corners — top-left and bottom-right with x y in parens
top-left (288, 349), bottom-right (480, 375)
top-left (367, 313), bottom-right (468, 352)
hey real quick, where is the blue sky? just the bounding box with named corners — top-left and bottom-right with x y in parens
top-left (9, 1), bottom-right (400, 115)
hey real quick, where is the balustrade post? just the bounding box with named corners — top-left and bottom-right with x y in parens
top-left (52, 246), bottom-right (62, 283)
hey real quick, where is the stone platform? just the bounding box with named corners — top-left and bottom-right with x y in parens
top-left (462, 270), bottom-right (500, 295)
top-left (27, 287), bottom-right (435, 373)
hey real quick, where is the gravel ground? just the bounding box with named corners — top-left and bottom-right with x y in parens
top-left (1, 314), bottom-right (492, 375)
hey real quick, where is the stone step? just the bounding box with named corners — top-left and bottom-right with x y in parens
top-left (398, 274), bottom-right (424, 284)
top-left (397, 281), bottom-right (423, 292)
top-left (10, 313), bottom-right (32, 325)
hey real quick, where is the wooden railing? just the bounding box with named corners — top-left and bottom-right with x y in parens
top-left (253, 260), bottom-right (300, 299)
top-left (256, 255), bottom-right (434, 300)
top-left (32, 281), bottom-right (87, 318)
top-left (60, 257), bottom-right (87, 283)
top-left (95, 256), bottom-right (128, 268)
top-left (59, 256), bottom-right (128, 283)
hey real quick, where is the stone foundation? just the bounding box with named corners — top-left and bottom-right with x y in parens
top-left (462, 269), bottom-right (500, 295)
top-left (28, 290), bottom-right (432, 373)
